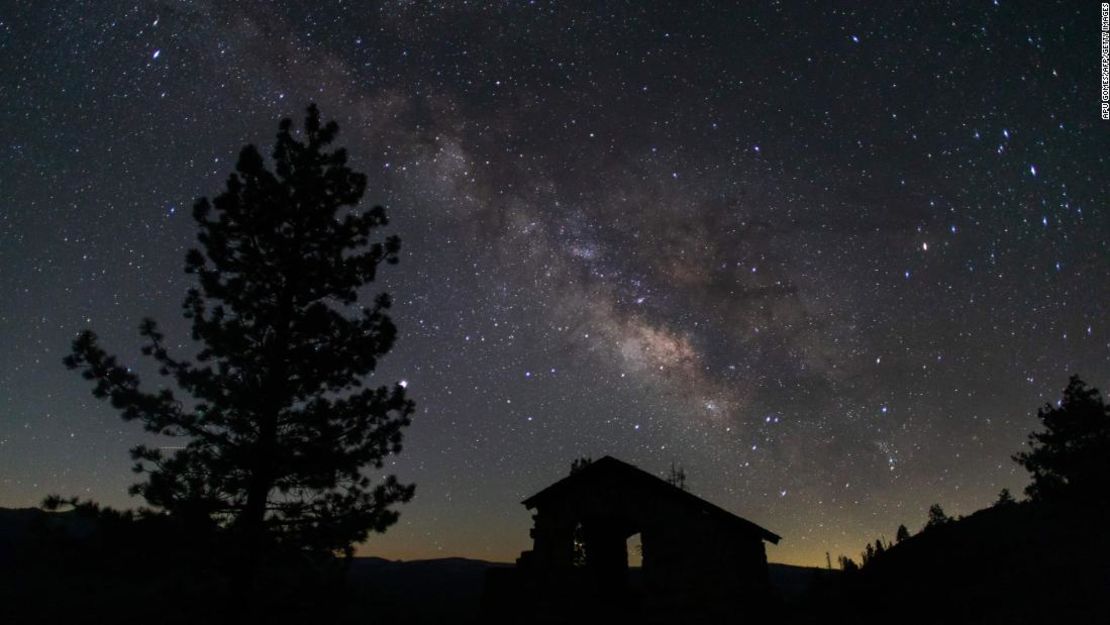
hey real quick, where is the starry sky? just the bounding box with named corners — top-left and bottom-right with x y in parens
top-left (1, 1), bottom-right (1108, 567)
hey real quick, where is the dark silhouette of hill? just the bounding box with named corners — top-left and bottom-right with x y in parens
top-left (0, 507), bottom-right (42, 564)
top-left (0, 507), bottom-right (829, 624)
top-left (5, 500), bottom-right (1105, 625)
top-left (799, 500), bottom-right (1110, 625)
top-left (767, 562), bottom-right (837, 603)
top-left (19, 500), bottom-right (1104, 624)
top-left (0, 505), bottom-right (353, 624)
top-left (0, 507), bottom-right (43, 543)
top-left (344, 555), bottom-right (827, 624)
top-left (0, 506), bottom-right (97, 564)
top-left (346, 556), bottom-right (512, 623)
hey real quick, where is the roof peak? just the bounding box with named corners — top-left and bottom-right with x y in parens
top-left (522, 456), bottom-right (780, 544)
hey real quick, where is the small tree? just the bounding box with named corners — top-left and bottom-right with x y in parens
top-left (895, 524), bottom-right (910, 543)
top-left (666, 461), bottom-right (688, 491)
top-left (862, 542), bottom-right (875, 565)
top-left (64, 105), bottom-right (414, 569)
top-left (994, 488), bottom-right (1016, 507)
top-left (925, 503), bottom-right (949, 529)
top-left (1013, 375), bottom-right (1110, 504)
top-left (838, 555), bottom-right (859, 573)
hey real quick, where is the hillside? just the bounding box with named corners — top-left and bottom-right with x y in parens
top-left (0, 507), bottom-right (830, 624)
top-left (0, 507), bottom-right (43, 562)
top-left (800, 501), bottom-right (1110, 625)
top-left (346, 556), bottom-right (827, 623)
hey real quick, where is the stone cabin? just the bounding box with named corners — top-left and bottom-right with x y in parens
top-left (488, 456), bottom-right (781, 621)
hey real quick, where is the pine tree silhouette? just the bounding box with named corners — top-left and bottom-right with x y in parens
top-left (1013, 375), bottom-right (1110, 504)
top-left (994, 488), bottom-right (1016, 507)
top-left (895, 523), bottom-right (910, 543)
top-left (862, 542), bottom-right (875, 565)
top-left (873, 539), bottom-right (886, 557)
top-left (838, 554), bottom-right (858, 572)
top-left (925, 503), bottom-right (949, 529)
top-left (64, 105), bottom-right (414, 578)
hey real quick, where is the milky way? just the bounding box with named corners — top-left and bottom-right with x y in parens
top-left (1, 1), bottom-right (1107, 565)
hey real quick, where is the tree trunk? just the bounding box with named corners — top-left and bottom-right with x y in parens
top-left (237, 288), bottom-right (293, 616)
top-left (237, 414), bottom-right (277, 620)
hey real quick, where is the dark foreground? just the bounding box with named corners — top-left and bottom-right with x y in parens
top-left (2, 500), bottom-right (1108, 624)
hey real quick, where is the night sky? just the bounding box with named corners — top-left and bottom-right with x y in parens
top-left (1, 1), bottom-right (1107, 567)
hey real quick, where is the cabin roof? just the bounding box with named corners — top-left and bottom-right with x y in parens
top-left (522, 456), bottom-right (781, 544)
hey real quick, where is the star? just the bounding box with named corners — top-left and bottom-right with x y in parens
top-left (0, 0), bottom-right (1103, 572)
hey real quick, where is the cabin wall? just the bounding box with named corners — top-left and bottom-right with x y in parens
top-left (524, 472), bottom-right (770, 598)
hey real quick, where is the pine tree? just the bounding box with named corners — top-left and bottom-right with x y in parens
top-left (64, 105), bottom-right (414, 566)
top-left (994, 488), bottom-right (1016, 507)
top-left (895, 523), bottom-right (910, 543)
top-left (1013, 375), bottom-right (1110, 504)
top-left (925, 503), bottom-right (949, 529)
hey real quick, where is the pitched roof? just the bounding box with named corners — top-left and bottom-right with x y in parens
top-left (522, 456), bottom-right (781, 544)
